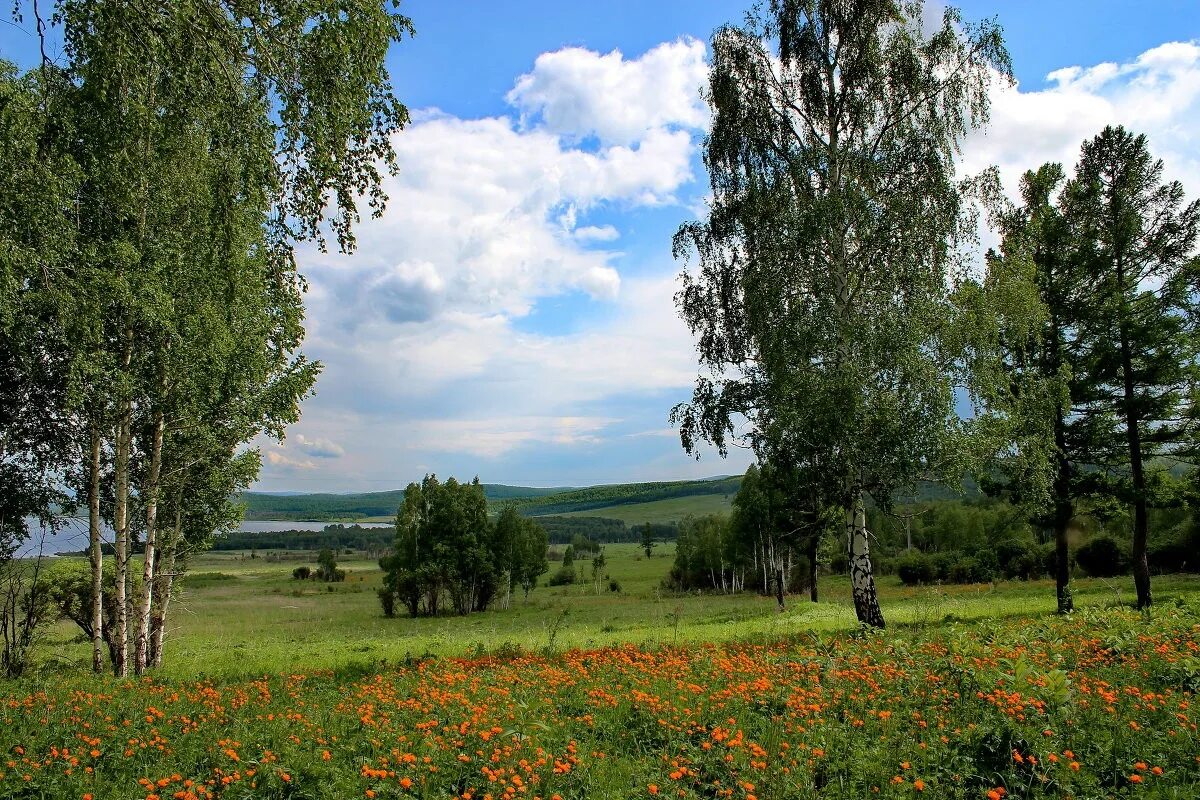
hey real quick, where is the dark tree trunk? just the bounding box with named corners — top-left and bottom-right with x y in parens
top-left (808, 534), bottom-right (819, 603)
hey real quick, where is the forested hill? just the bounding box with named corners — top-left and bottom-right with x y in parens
top-left (240, 484), bottom-right (574, 521)
top-left (239, 477), bottom-right (742, 521)
top-left (240, 474), bottom-right (977, 521)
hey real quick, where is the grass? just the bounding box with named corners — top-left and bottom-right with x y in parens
top-left (4, 576), bottom-right (1199, 799)
top-left (554, 494), bottom-right (735, 525)
top-left (28, 543), bottom-right (1200, 682)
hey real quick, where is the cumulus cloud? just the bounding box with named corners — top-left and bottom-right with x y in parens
top-left (260, 36), bottom-right (1200, 492)
top-left (962, 40), bottom-right (1200, 202)
top-left (507, 38), bottom-right (709, 144)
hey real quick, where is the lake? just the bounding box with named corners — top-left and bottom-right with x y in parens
top-left (14, 518), bottom-right (393, 558)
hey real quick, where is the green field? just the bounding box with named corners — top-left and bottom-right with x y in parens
top-left (554, 493), bottom-right (735, 525)
top-left (8, 548), bottom-right (1200, 800)
top-left (30, 543), bottom-right (1200, 682)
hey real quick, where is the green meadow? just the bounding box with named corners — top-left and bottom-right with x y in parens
top-left (31, 543), bottom-right (1200, 681)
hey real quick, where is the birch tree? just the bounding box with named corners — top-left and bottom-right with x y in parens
top-left (6, 0), bottom-right (412, 674)
top-left (672, 0), bottom-right (1010, 626)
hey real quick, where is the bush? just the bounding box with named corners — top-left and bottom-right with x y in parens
top-left (1149, 530), bottom-right (1200, 574)
top-left (1075, 535), bottom-right (1127, 578)
top-left (548, 566), bottom-right (577, 586)
top-left (608, 579), bottom-right (621, 593)
top-left (1036, 542), bottom-right (1059, 576)
top-left (895, 551), bottom-right (935, 586)
top-left (948, 557), bottom-right (978, 584)
top-left (291, 566), bottom-right (311, 580)
top-left (378, 587), bottom-right (395, 618)
top-left (928, 552), bottom-right (957, 582)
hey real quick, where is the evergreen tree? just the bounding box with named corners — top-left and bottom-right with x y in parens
top-left (1065, 126), bottom-right (1200, 609)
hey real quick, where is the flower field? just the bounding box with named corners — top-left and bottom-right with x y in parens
top-left (3, 606), bottom-right (1198, 799)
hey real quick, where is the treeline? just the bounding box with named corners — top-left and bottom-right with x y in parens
top-left (670, 479), bottom-right (1200, 601)
top-left (209, 525), bottom-right (394, 553)
top-left (533, 516), bottom-right (678, 544)
top-left (378, 476), bottom-right (549, 617)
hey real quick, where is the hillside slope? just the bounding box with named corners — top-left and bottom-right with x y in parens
top-left (240, 484), bottom-right (573, 521)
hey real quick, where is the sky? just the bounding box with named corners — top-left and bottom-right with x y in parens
top-left (3, 1), bottom-right (1200, 492)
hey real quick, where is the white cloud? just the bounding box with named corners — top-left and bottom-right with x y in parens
top-left (294, 434), bottom-right (345, 459)
top-left (962, 40), bottom-right (1200, 203)
top-left (262, 36), bottom-right (1200, 492)
top-left (507, 38), bottom-right (709, 145)
top-left (574, 224), bottom-right (620, 242)
top-left (265, 451), bottom-right (317, 472)
top-left (405, 416), bottom-right (621, 459)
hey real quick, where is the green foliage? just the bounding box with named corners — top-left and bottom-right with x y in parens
top-left (547, 566), bottom-right (577, 587)
top-left (380, 479), bottom-right (550, 616)
top-left (315, 549), bottom-right (344, 583)
top-left (1075, 535), bottom-right (1128, 578)
top-left (671, 0), bottom-right (1011, 627)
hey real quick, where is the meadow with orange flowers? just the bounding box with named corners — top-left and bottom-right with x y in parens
top-left (3, 604), bottom-right (1199, 799)
top-left (3, 545), bottom-right (1199, 798)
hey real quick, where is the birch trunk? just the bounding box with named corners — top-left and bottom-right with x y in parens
top-left (112, 336), bottom-right (132, 677)
top-left (847, 489), bottom-right (885, 628)
top-left (134, 407), bottom-right (165, 673)
top-left (88, 426), bottom-right (104, 674)
top-left (148, 508), bottom-right (179, 669)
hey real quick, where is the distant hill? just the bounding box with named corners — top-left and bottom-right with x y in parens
top-left (239, 474), bottom-right (979, 522)
top-left (239, 483), bottom-right (573, 521)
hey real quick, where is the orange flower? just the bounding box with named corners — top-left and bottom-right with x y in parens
top-left (648, 785), bottom-right (659, 795)
top-left (1130, 774), bottom-right (1143, 784)
top-left (913, 779), bottom-right (926, 791)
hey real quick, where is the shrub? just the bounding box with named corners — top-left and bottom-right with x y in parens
top-left (1075, 535), bottom-right (1127, 578)
top-left (608, 579), bottom-right (621, 593)
top-left (548, 566), bottom-right (577, 586)
top-left (1149, 530), bottom-right (1200, 574)
top-left (1036, 542), bottom-right (1059, 576)
top-left (895, 551), bottom-right (935, 586)
top-left (378, 587), bottom-right (396, 618)
top-left (928, 551), bottom-right (957, 582)
top-left (948, 557), bottom-right (977, 584)
top-left (291, 566), bottom-right (311, 580)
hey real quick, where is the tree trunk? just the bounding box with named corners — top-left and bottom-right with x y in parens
top-left (134, 407), bottom-right (165, 674)
top-left (148, 508), bottom-right (179, 668)
top-left (847, 489), bottom-right (885, 628)
top-left (87, 426), bottom-right (104, 674)
top-left (1052, 416), bottom-right (1074, 614)
top-left (774, 553), bottom-right (785, 612)
top-left (1115, 259), bottom-right (1151, 610)
top-left (808, 534), bottom-right (819, 603)
top-left (112, 336), bottom-right (132, 678)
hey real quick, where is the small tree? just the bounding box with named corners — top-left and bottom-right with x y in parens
top-left (316, 549), bottom-right (344, 582)
top-left (639, 525), bottom-right (657, 558)
top-left (591, 549), bottom-right (608, 594)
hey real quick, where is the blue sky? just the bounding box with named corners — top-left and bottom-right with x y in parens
top-left (3, 2), bottom-right (1200, 491)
